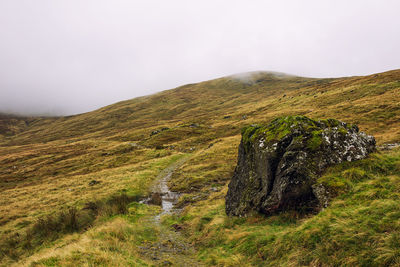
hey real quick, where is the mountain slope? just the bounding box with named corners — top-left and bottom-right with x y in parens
top-left (2, 70), bottom-right (400, 146)
top-left (1, 72), bottom-right (319, 144)
top-left (1, 69), bottom-right (400, 266)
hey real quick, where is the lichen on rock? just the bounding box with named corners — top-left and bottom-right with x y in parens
top-left (225, 116), bottom-right (376, 216)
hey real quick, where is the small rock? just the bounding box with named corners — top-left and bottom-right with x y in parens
top-left (88, 180), bottom-right (100, 186)
top-left (210, 187), bottom-right (218, 192)
top-left (189, 123), bottom-right (199, 128)
top-left (150, 130), bottom-right (160, 136)
top-left (192, 195), bottom-right (200, 201)
top-left (311, 184), bottom-right (330, 208)
top-left (150, 127), bottom-right (170, 136)
top-left (379, 143), bottom-right (400, 151)
top-left (148, 192), bottom-right (162, 206)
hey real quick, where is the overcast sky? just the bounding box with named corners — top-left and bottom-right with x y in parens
top-left (0, 0), bottom-right (399, 115)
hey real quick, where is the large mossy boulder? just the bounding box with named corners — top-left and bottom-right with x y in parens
top-left (226, 116), bottom-right (375, 216)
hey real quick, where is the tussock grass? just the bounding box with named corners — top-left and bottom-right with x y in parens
top-left (1, 69), bottom-right (400, 265)
top-left (0, 192), bottom-right (140, 263)
top-left (21, 204), bottom-right (159, 267)
top-left (170, 149), bottom-right (400, 266)
top-left (0, 152), bottom-right (186, 265)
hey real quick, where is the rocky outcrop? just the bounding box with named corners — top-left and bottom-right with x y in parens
top-left (225, 116), bottom-right (375, 216)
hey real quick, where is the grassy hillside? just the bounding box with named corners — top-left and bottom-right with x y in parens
top-left (0, 114), bottom-right (40, 138)
top-left (1, 70), bottom-right (400, 266)
top-left (168, 149), bottom-right (400, 266)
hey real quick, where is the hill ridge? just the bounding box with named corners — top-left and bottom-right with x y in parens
top-left (1, 68), bottom-right (400, 266)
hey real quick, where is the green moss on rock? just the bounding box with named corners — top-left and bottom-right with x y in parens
top-left (241, 116), bottom-right (361, 152)
top-left (226, 115), bottom-right (376, 216)
top-left (307, 130), bottom-right (323, 150)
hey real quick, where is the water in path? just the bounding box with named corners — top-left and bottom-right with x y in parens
top-left (139, 159), bottom-right (203, 266)
top-left (153, 172), bottom-right (181, 221)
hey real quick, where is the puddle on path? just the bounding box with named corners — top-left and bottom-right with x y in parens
top-left (139, 159), bottom-right (203, 266)
top-left (153, 172), bottom-right (181, 221)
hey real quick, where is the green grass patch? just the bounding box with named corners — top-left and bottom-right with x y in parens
top-left (178, 149), bottom-right (400, 266)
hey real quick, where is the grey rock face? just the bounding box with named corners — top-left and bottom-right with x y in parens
top-left (225, 116), bottom-right (375, 216)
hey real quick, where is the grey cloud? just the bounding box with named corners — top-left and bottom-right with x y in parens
top-left (0, 0), bottom-right (399, 115)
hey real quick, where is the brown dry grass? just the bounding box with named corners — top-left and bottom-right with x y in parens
top-left (1, 69), bottom-right (400, 265)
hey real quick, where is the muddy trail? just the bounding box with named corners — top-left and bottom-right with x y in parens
top-left (139, 158), bottom-right (203, 266)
